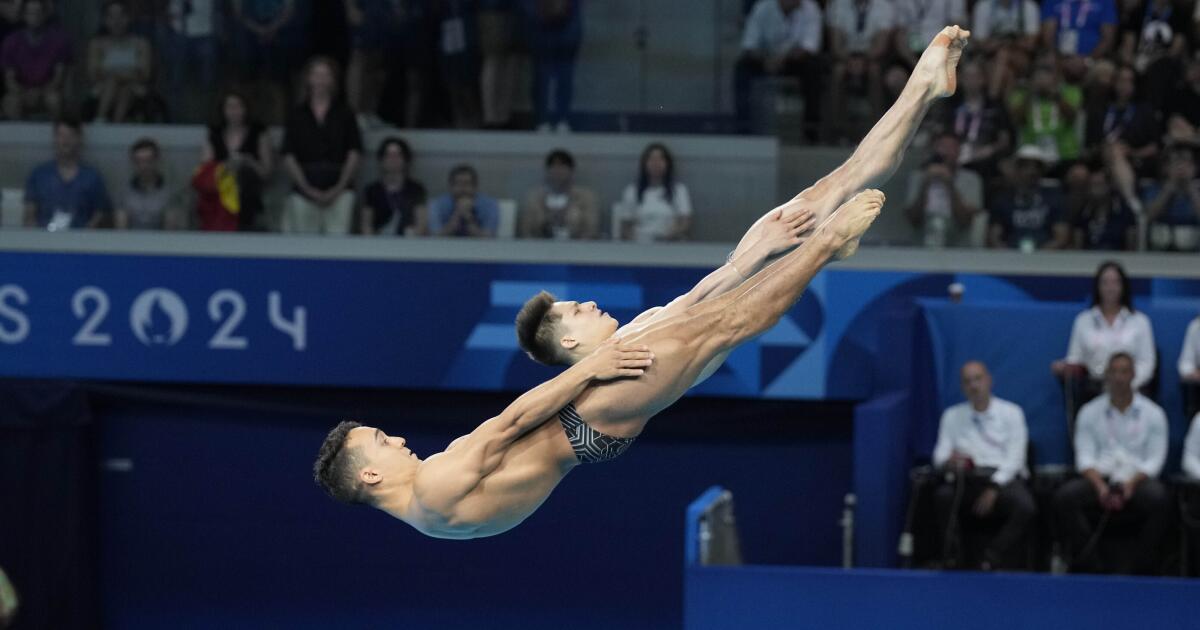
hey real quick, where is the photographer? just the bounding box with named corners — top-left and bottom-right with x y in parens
top-left (905, 133), bottom-right (983, 247)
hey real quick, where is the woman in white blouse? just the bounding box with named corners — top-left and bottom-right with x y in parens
top-left (1052, 261), bottom-right (1157, 400)
top-left (1180, 314), bottom-right (1200, 383)
top-left (619, 143), bottom-right (692, 242)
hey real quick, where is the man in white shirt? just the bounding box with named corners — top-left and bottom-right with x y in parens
top-left (1184, 411), bottom-right (1200, 479)
top-left (827, 0), bottom-right (895, 118)
top-left (1053, 352), bottom-right (1170, 574)
top-left (932, 361), bottom-right (1035, 569)
top-left (1180, 315), bottom-right (1200, 383)
top-left (734, 0), bottom-right (824, 140)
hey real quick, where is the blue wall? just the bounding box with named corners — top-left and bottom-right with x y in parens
top-left (95, 392), bottom-right (852, 629)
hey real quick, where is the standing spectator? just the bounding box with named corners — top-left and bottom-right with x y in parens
top-left (1052, 261), bottom-right (1156, 397)
top-left (972, 0), bottom-right (1040, 97)
top-left (478, 0), bottom-right (518, 129)
top-left (987, 145), bottom-right (1071, 249)
top-left (520, 148), bottom-right (599, 239)
top-left (932, 361), bottom-right (1035, 570)
top-left (1007, 56), bottom-right (1083, 170)
top-left (1054, 352), bottom-right (1170, 574)
top-left (619, 143), bottom-right (693, 242)
top-left (116, 138), bottom-right (181, 230)
top-left (160, 0), bottom-right (219, 123)
top-left (359, 137), bottom-right (428, 236)
top-left (1041, 0), bottom-right (1119, 59)
top-left (0, 0), bottom-right (20, 107)
top-left (1086, 65), bottom-right (1161, 211)
top-left (826, 0), bottom-right (895, 124)
top-left (87, 1), bottom-right (151, 124)
top-left (1142, 145), bottom-right (1200, 250)
top-left (1184, 410), bottom-right (1200, 478)
top-left (281, 57), bottom-right (363, 235)
top-left (345, 0), bottom-right (405, 126)
top-left (1164, 52), bottom-right (1200, 147)
top-left (1073, 169), bottom-right (1138, 250)
top-left (380, 0), bottom-right (434, 128)
top-left (428, 164), bottom-right (499, 237)
top-left (1180, 313), bottom-right (1200, 383)
top-left (1117, 0), bottom-right (1191, 107)
top-left (524, 0), bottom-right (582, 133)
top-left (940, 59), bottom-right (1013, 181)
top-left (202, 91), bottom-right (274, 231)
top-left (434, 0), bottom-right (482, 129)
top-left (231, 0), bottom-right (297, 124)
top-left (0, 0), bottom-right (70, 120)
top-left (734, 0), bottom-right (824, 140)
top-left (904, 133), bottom-right (983, 247)
top-left (23, 119), bottom-right (112, 230)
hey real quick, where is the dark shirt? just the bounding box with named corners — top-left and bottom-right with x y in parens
top-left (209, 122), bottom-right (269, 228)
top-left (364, 179), bottom-right (427, 234)
top-left (24, 161), bottom-right (112, 229)
top-left (1141, 181), bottom-right (1200, 226)
top-left (281, 100), bottom-right (363, 195)
top-left (1084, 101), bottom-right (1159, 149)
top-left (0, 25), bottom-right (71, 87)
top-left (990, 185), bottom-right (1066, 248)
top-left (1119, 0), bottom-right (1192, 58)
top-left (944, 96), bottom-right (1013, 163)
top-left (209, 122), bottom-right (266, 162)
top-left (1166, 86), bottom-right (1200, 128)
top-left (1075, 197), bottom-right (1135, 250)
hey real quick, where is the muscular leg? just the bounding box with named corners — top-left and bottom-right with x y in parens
top-left (732, 26), bottom-right (970, 259)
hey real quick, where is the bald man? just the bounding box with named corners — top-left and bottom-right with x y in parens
top-left (932, 360), bottom-right (1035, 570)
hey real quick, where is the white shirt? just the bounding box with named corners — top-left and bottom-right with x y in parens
top-left (621, 183), bottom-right (693, 243)
top-left (894, 0), bottom-right (968, 51)
top-left (1065, 306), bottom-right (1156, 388)
top-left (1075, 393), bottom-right (1168, 483)
top-left (1184, 412), bottom-right (1200, 479)
top-left (1178, 317), bottom-right (1200, 378)
top-left (742, 0), bottom-right (824, 56)
top-left (932, 397), bottom-right (1028, 485)
top-left (827, 0), bottom-right (895, 54)
top-left (168, 0), bottom-right (216, 36)
top-left (971, 0), bottom-right (1041, 41)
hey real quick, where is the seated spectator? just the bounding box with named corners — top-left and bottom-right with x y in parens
top-left (428, 164), bottom-right (499, 237)
top-left (86, 1), bottom-right (151, 124)
top-left (1073, 169), bottom-right (1138, 250)
top-left (1052, 261), bottom-right (1156, 403)
top-left (1040, 0), bottom-right (1118, 60)
top-left (524, 0), bottom-right (582, 133)
top-left (1054, 352), bottom-right (1170, 574)
top-left (231, 0), bottom-right (297, 123)
top-left (360, 137), bottom-right (428, 236)
top-left (734, 0), bottom-right (823, 140)
top-left (23, 119), bottom-right (112, 230)
top-left (345, 0), bottom-right (406, 126)
top-left (1142, 144), bottom-right (1200, 251)
top-left (1085, 65), bottom-right (1161, 211)
top-left (1164, 52), bottom-right (1200, 147)
top-left (161, 0), bottom-right (219, 123)
top-left (1116, 0), bottom-right (1191, 108)
top-left (905, 133), bottom-right (983, 247)
top-left (116, 138), bottom-right (182, 230)
top-left (940, 59), bottom-right (1013, 180)
top-left (1181, 313), bottom-right (1200, 383)
top-left (932, 361), bottom-right (1035, 570)
top-left (433, 0), bottom-right (481, 129)
top-left (987, 145), bottom-right (1070, 249)
top-left (1185, 409), bottom-right (1200, 478)
top-left (281, 57), bottom-right (363, 235)
top-left (519, 148), bottom-right (599, 239)
top-left (202, 92), bottom-right (274, 231)
top-left (619, 143), bottom-right (693, 242)
top-left (826, 0), bottom-right (895, 126)
top-left (1007, 57), bottom-right (1083, 171)
top-left (0, 0), bottom-right (69, 120)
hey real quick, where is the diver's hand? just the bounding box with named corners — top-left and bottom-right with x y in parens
top-left (586, 337), bottom-right (654, 380)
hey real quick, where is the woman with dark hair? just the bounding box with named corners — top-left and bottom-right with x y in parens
top-left (1052, 261), bottom-right (1157, 403)
top-left (280, 56), bottom-right (363, 235)
top-left (86, 0), bottom-right (151, 123)
top-left (618, 143), bottom-right (692, 242)
top-left (200, 91), bottom-right (274, 230)
top-left (359, 137), bottom-right (428, 236)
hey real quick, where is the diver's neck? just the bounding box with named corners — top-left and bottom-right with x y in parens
top-left (374, 469), bottom-right (419, 516)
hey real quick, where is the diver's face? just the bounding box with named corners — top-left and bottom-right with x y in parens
top-left (551, 300), bottom-right (618, 356)
top-left (346, 426), bottom-right (420, 485)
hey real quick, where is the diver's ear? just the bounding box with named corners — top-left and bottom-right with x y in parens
top-left (360, 468), bottom-right (383, 486)
top-left (560, 335), bottom-right (579, 350)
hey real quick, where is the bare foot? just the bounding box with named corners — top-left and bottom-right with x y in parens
top-left (822, 190), bottom-right (884, 259)
top-left (913, 25), bottom-right (970, 99)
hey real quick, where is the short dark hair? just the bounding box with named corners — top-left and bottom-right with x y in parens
top-left (129, 137), bottom-right (159, 157)
top-left (449, 164), bottom-right (477, 184)
top-left (1107, 351), bottom-right (1134, 371)
top-left (545, 149), bottom-right (574, 169)
top-left (1091, 260), bottom-right (1134, 312)
top-left (515, 291), bottom-right (566, 365)
top-left (53, 115), bottom-right (83, 135)
top-left (377, 136), bottom-right (413, 163)
top-left (313, 420), bottom-right (372, 506)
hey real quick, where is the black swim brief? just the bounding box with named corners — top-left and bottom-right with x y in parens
top-left (557, 403), bottom-right (635, 464)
